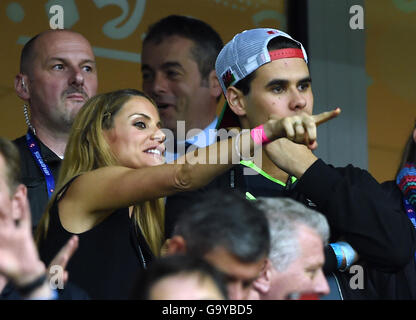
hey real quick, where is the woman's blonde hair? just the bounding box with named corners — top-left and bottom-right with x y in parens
top-left (35, 89), bottom-right (165, 256)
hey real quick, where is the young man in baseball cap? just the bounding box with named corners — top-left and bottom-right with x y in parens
top-left (213, 28), bottom-right (416, 299)
top-left (166, 27), bottom-right (415, 299)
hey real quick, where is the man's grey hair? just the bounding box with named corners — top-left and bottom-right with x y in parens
top-left (255, 197), bottom-right (330, 272)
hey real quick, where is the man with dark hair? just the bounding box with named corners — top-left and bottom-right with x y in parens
top-left (130, 254), bottom-right (228, 300)
top-left (141, 15), bottom-right (225, 237)
top-left (165, 190), bottom-right (270, 300)
top-left (141, 15), bottom-right (223, 162)
top-left (166, 28), bottom-right (416, 299)
top-left (13, 29), bottom-right (98, 229)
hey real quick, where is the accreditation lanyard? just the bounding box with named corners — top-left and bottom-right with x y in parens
top-left (240, 160), bottom-right (297, 200)
top-left (26, 131), bottom-right (56, 199)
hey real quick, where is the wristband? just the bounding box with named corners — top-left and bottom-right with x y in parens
top-left (330, 242), bottom-right (357, 271)
top-left (250, 124), bottom-right (271, 145)
top-left (337, 241), bottom-right (356, 271)
top-left (16, 273), bottom-right (47, 296)
top-left (329, 243), bottom-right (344, 270)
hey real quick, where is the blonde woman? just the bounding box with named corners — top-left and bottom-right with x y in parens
top-left (35, 88), bottom-right (338, 299)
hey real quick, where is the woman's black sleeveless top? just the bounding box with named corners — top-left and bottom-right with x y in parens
top-left (38, 177), bottom-right (154, 299)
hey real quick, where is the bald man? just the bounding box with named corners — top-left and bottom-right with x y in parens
top-left (13, 30), bottom-right (98, 228)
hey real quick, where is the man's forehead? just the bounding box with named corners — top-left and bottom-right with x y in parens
top-left (204, 246), bottom-right (264, 281)
top-left (297, 225), bottom-right (324, 263)
top-left (34, 31), bottom-right (94, 59)
top-left (255, 57), bottom-right (310, 80)
top-left (145, 34), bottom-right (194, 49)
top-left (142, 36), bottom-right (195, 66)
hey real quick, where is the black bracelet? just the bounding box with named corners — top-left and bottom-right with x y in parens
top-left (16, 273), bottom-right (47, 296)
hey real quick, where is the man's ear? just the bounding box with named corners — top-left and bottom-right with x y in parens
top-left (208, 70), bottom-right (223, 100)
top-left (412, 127), bottom-right (416, 144)
top-left (226, 86), bottom-right (247, 117)
top-left (165, 235), bottom-right (187, 255)
top-left (11, 184), bottom-right (28, 221)
top-left (253, 259), bottom-right (272, 295)
top-left (14, 74), bottom-right (30, 101)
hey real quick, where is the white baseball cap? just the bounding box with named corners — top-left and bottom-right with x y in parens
top-left (215, 28), bottom-right (308, 128)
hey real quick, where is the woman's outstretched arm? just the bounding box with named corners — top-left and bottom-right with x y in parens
top-left (62, 109), bottom-right (340, 217)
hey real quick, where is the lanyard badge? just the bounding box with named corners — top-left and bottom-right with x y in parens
top-left (26, 132), bottom-right (56, 199)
